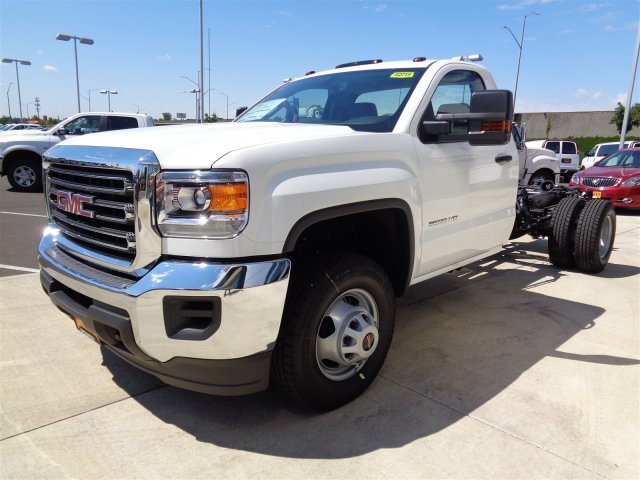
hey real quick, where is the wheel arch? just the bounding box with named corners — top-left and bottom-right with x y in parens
top-left (283, 199), bottom-right (414, 296)
top-left (3, 147), bottom-right (43, 170)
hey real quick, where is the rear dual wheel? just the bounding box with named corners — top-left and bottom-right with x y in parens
top-left (548, 197), bottom-right (585, 268)
top-left (574, 200), bottom-right (616, 273)
top-left (548, 198), bottom-right (615, 273)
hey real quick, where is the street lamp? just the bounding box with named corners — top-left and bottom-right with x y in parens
top-left (5, 82), bottom-right (12, 120)
top-left (100, 89), bottom-right (118, 111)
top-left (56, 33), bottom-right (94, 114)
top-left (181, 75), bottom-right (201, 122)
top-left (88, 88), bottom-right (100, 111)
top-left (23, 101), bottom-right (35, 119)
top-left (218, 92), bottom-right (234, 119)
top-left (503, 11), bottom-right (539, 111)
top-left (1, 58), bottom-right (31, 120)
top-left (189, 89), bottom-right (201, 121)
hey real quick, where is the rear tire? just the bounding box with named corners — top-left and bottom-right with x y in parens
top-left (548, 197), bottom-right (585, 268)
top-left (574, 200), bottom-right (616, 273)
top-left (272, 253), bottom-right (395, 410)
top-left (7, 157), bottom-right (43, 192)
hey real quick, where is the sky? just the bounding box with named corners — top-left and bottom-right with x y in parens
top-left (1, 0), bottom-right (639, 121)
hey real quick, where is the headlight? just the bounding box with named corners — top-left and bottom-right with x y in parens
top-left (621, 176), bottom-right (640, 187)
top-left (570, 173), bottom-right (580, 184)
top-left (155, 170), bottom-right (248, 239)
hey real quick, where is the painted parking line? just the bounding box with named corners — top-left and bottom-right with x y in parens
top-left (0, 211), bottom-right (47, 218)
top-left (0, 264), bottom-right (40, 273)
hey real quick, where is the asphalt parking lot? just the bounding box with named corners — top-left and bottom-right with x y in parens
top-left (0, 176), bottom-right (638, 479)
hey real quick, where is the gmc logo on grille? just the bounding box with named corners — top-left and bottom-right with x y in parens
top-left (53, 190), bottom-right (96, 218)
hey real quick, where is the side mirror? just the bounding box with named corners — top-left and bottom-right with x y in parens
top-left (235, 106), bottom-right (248, 118)
top-left (467, 90), bottom-right (513, 145)
top-left (426, 90), bottom-right (513, 146)
top-left (56, 128), bottom-right (68, 136)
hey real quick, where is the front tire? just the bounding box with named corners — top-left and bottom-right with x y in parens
top-left (7, 157), bottom-right (43, 192)
top-left (528, 170), bottom-right (554, 186)
top-left (574, 200), bottom-right (616, 273)
top-left (272, 253), bottom-right (395, 410)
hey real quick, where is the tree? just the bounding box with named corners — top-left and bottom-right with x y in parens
top-left (204, 113), bottom-right (219, 123)
top-left (161, 112), bottom-right (172, 121)
top-left (610, 102), bottom-right (640, 133)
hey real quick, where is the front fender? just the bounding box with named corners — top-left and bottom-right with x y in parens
top-left (1, 144), bottom-right (47, 159)
top-left (528, 154), bottom-right (560, 174)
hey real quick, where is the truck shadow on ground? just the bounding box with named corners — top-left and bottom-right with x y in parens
top-left (102, 242), bottom-right (640, 459)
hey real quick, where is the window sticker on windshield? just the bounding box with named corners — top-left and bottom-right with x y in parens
top-left (390, 72), bottom-right (414, 78)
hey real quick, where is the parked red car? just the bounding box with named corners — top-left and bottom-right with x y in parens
top-left (570, 148), bottom-right (640, 209)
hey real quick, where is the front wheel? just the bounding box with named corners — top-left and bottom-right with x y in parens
top-left (7, 157), bottom-right (43, 192)
top-left (528, 170), bottom-right (554, 186)
top-left (272, 253), bottom-right (395, 410)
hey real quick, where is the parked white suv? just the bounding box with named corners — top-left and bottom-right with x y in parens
top-left (582, 141), bottom-right (640, 170)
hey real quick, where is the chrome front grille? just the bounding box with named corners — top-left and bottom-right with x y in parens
top-left (581, 176), bottom-right (619, 188)
top-left (47, 164), bottom-right (137, 260)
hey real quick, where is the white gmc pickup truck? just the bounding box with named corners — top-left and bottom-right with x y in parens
top-left (38, 56), bottom-right (615, 410)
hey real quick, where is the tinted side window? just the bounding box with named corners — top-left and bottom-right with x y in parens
top-left (107, 116), bottom-right (138, 131)
top-left (562, 142), bottom-right (576, 154)
top-left (545, 141), bottom-right (560, 153)
top-left (64, 115), bottom-right (101, 135)
top-left (421, 69), bottom-right (485, 142)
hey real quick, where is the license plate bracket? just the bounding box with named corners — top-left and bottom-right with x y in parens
top-left (73, 317), bottom-right (101, 344)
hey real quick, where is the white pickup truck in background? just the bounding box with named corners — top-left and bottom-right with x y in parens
top-left (38, 56), bottom-right (615, 410)
top-left (0, 112), bottom-right (154, 191)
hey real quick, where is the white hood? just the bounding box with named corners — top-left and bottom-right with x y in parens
top-left (55, 122), bottom-right (360, 169)
top-left (527, 146), bottom-right (558, 160)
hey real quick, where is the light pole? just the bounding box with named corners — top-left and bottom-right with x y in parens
top-left (88, 88), bottom-right (100, 111)
top-left (6, 82), bottom-right (12, 120)
top-left (181, 75), bottom-right (201, 122)
top-left (1, 58), bottom-right (31, 120)
top-left (35, 97), bottom-right (40, 119)
top-left (100, 90), bottom-right (118, 111)
top-left (503, 11), bottom-right (539, 111)
top-left (199, 0), bottom-right (205, 124)
top-left (189, 89), bottom-right (201, 121)
top-left (24, 101), bottom-right (35, 119)
top-left (218, 92), bottom-right (232, 119)
top-left (56, 33), bottom-right (94, 113)
top-left (620, 22), bottom-right (640, 147)
top-left (132, 103), bottom-right (144, 114)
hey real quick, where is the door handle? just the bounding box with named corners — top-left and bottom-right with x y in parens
top-left (495, 155), bottom-right (512, 164)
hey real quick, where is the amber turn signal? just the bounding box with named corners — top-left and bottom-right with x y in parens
top-left (207, 183), bottom-right (248, 213)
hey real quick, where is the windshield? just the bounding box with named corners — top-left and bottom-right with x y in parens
top-left (595, 150), bottom-right (640, 168)
top-left (236, 68), bottom-right (427, 133)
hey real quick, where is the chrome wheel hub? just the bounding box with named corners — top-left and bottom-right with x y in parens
top-left (316, 288), bottom-right (379, 381)
top-left (14, 166), bottom-right (36, 187)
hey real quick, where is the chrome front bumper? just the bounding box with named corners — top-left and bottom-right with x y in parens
top-left (38, 229), bottom-right (291, 394)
